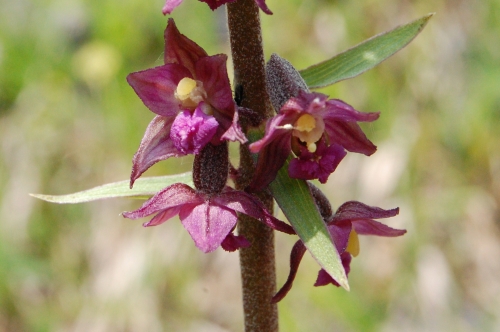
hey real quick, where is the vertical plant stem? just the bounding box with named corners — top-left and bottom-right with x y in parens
top-left (227, 1), bottom-right (278, 331)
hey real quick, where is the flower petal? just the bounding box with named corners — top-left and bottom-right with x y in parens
top-left (215, 188), bottom-right (295, 235)
top-left (314, 252), bottom-right (352, 287)
top-left (353, 219), bottom-right (406, 237)
top-left (122, 183), bottom-right (200, 225)
top-left (247, 114), bottom-right (295, 192)
top-left (219, 108), bottom-right (247, 144)
top-left (248, 113), bottom-right (292, 153)
top-left (162, 0), bottom-right (183, 15)
top-left (254, 0), bottom-right (273, 15)
top-left (142, 208), bottom-right (182, 227)
top-left (272, 241), bottom-right (306, 303)
top-left (324, 120), bottom-right (377, 156)
top-left (130, 116), bottom-right (183, 188)
top-left (163, 18), bottom-right (208, 72)
top-left (332, 201), bottom-right (399, 223)
top-left (323, 99), bottom-right (380, 122)
top-left (247, 135), bottom-right (292, 192)
top-left (280, 91), bottom-right (328, 115)
top-left (180, 200), bottom-right (238, 253)
top-left (288, 142), bottom-right (346, 183)
top-left (328, 221), bottom-right (352, 254)
top-left (127, 64), bottom-right (192, 117)
top-left (196, 55), bottom-right (235, 119)
top-left (170, 107), bottom-right (218, 155)
top-left (221, 232), bottom-right (251, 252)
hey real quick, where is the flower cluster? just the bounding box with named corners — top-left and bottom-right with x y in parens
top-left (123, 15), bottom-right (406, 301)
top-left (124, 19), bottom-right (292, 253)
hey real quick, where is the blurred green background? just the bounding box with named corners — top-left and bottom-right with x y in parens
top-left (1, 0), bottom-right (499, 330)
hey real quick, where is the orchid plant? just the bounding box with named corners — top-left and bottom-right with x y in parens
top-left (32, 1), bottom-right (432, 330)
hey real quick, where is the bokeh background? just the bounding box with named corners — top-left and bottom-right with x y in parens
top-left (1, 0), bottom-right (499, 330)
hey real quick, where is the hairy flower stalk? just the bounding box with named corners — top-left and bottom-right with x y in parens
top-left (227, 0), bottom-right (278, 331)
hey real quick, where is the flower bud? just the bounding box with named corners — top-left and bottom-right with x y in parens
top-left (266, 53), bottom-right (309, 112)
top-left (307, 182), bottom-right (333, 221)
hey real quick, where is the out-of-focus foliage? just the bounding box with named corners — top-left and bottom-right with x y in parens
top-left (1, 0), bottom-right (499, 331)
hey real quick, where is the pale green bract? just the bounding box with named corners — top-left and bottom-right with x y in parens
top-left (299, 13), bottom-right (434, 88)
top-left (30, 172), bottom-right (193, 204)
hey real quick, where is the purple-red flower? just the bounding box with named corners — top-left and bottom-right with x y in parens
top-left (248, 91), bottom-right (379, 191)
top-left (272, 201), bottom-right (405, 303)
top-left (163, 0), bottom-right (272, 15)
top-left (127, 18), bottom-right (245, 187)
top-left (122, 183), bottom-right (294, 253)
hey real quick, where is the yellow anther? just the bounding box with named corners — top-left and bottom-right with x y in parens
top-left (295, 114), bottom-right (316, 132)
top-left (175, 77), bottom-right (206, 109)
top-left (292, 114), bottom-right (325, 145)
top-left (176, 77), bottom-right (197, 99)
top-left (346, 230), bottom-right (360, 257)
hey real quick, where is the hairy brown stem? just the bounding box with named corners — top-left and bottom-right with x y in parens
top-left (227, 1), bottom-right (278, 331)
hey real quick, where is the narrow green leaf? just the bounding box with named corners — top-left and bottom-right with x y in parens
top-left (299, 13), bottom-right (434, 88)
top-left (30, 172), bottom-right (193, 204)
top-left (270, 161), bottom-right (349, 290)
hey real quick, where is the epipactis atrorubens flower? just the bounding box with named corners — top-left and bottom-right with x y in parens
top-left (123, 142), bottom-right (295, 253)
top-left (248, 90), bottom-right (379, 191)
top-left (163, 0), bottom-right (272, 15)
top-left (272, 198), bottom-right (405, 303)
top-left (127, 18), bottom-right (246, 188)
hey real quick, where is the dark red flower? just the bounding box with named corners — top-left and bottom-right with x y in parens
top-left (123, 184), bottom-right (294, 253)
top-left (127, 19), bottom-right (245, 188)
top-left (248, 91), bottom-right (379, 191)
top-left (272, 201), bottom-right (405, 303)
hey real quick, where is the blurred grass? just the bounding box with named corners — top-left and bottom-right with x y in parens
top-left (1, 0), bottom-right (500, 331)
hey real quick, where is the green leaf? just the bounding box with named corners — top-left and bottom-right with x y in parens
top-left (299, 13), bottom-right (434, 88)
top-left (270, 161), bottom-right (349, 290)
top-left (30, 172), bottom-right (193, 204)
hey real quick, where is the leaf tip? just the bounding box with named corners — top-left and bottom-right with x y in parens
top-left (29, 193), bottom-right (51, 202)
top-left (340, 278), bottom-right (350, 292)
top-left (422, 12), bottom-right (436, 25)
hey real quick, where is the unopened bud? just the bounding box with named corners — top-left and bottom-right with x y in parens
top-left (308, 182), bottom-right (333, 221)
top-left (266, 53), bottom-right (309, 112)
